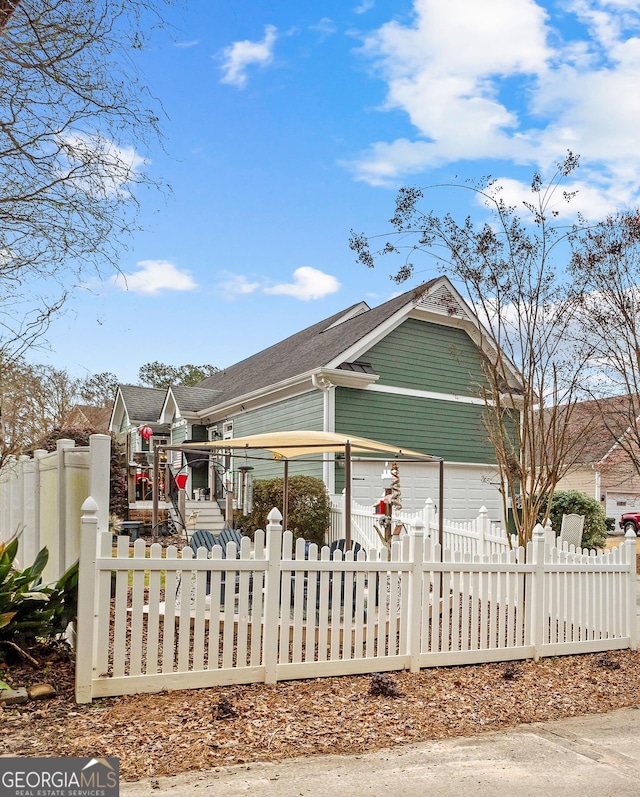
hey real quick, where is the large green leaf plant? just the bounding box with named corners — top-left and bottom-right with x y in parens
top-left (0, 537), bottom-right (78, 663)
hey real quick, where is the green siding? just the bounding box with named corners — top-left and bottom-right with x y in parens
top-left (364, 318), bottom-right (488, 397)
top-left (335, 388), bottom-right (495, 464)
top-left (226, 391), bottom-right (324, 482)
top-left (171, 424), bottom-right (187, 445)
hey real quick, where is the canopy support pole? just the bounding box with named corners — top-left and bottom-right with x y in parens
top-left (152, 448), bottom-right (160, 542)
top-left (283, 459), bottom-right (289, 532)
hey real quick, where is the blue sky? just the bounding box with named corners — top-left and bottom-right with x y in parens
top-left (34, 0), bottom-right (640, 384)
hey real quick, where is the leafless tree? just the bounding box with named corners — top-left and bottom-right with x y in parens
top-left (0, 358), bottom-right (81, 470)
top-left (570, 211), bottom-right (640, 477)
top-left (0, 0), bottom-right (173, 360)
top-left (350, 153), bottom-right (597, 546)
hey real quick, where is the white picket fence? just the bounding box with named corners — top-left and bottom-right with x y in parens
top-left (75, 504), bottom-right (637, 703)
top-left (330, 494), bottom-right (516, 556)
top-left (0, 435), bottom-right (111, 581)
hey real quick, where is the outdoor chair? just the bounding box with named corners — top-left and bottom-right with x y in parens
top-left (218, 527), bottom-right (244, 549)
top-left (189, 529), bottom-right (247, 603)
top-left (558, 514), bottom-right (585, 549)
top-left (292, 538), bottom-right (367, 621)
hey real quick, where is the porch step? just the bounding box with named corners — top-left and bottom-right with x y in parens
top-left (172, 500), bottom-right (226, 535)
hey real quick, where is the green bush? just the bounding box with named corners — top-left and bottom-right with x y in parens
top-left (539, 490), bottom-right (608, 550)
top-left (0, 538), bottom-right (78, 662)
top-left (240, 476), bottom-right (330, 547)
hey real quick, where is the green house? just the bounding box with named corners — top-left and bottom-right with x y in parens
top-left (161, 277), bottom-right (511, 523)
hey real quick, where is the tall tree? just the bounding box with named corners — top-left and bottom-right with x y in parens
top-left (138, 361), bottom-right (219, 390)
top-left (0, 359), bottom-right (80, 471)
top-left (570, 211), bottom-right (640, 476)
top-left (350, 153), bottom-right (595, 546)
top-left (79, 371), bottom-right (119, 407)
top-left (0, 0), bottom-right (172, 360)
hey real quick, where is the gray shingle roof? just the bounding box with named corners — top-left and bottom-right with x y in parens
top-left (197, 281), bottom-right (437, 405)
top-left (119, 385), bottom-right (167, 424)
top-left (169, 385), bottom-right (221, 413)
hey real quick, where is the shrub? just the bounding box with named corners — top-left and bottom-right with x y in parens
top-left (240, 476), bottom-right (330, 547)
top-left (540, 490), bottom-right (608, 550)
top-left (0, 538), bottom-right (78, 662)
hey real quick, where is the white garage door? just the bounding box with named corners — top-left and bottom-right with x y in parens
top-left (348, 459), bottom-right (505, 526)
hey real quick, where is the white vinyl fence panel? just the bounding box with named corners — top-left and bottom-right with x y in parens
top-left (75, 506), bottom-right (637, 704)
top-left (0, 435), bottom-right (111, 581)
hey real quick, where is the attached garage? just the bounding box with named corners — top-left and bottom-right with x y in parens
top-left (350, 459), bottom-right (504, 525)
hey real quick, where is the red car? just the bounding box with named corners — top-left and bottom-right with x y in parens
top-left (618, 512), bottom-right (640, 536)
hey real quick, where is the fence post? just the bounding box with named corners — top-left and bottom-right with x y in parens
top-left (407, 517), bottom-right (425, 672)
top-left (543, 518), bottom-right (555, 549)
top-left (15, 456), bottom-right (29, 567)
top-left (32, 450), bottom-right (46, 563)
top-left (263, 508), bottom-right (283, 684)
top-left (89, 435), bottom-right (111, 535)
top-left (528, 523), bottom-right (546, 661)
top-left (424, 498), bottom-right (435, 537)
top-left (56, 439), bottom-right (74, 581)
top-left (476, 506), bottom-right (489, 557)
top-left (625, 526), bottom-right (637, 651)
top-left (75, 496), bottom-right (99, 704)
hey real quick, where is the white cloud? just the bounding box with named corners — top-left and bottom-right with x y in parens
top-left (219, 25), bottom-right (277, 88)
top-left (217, 272), bottom-right (262, 298)
top-left (174, 39), bottom-right (199, 48)
top-left (354, 0), bottom-right (375, 13)
top-left (111, 260), bottom-right (197, 295)
top-left (347, 0), bottom-right (640, 204)
top-left (310, 18), bottom-right (337, 39)
top-left (265, 267), bottom-right (341, 300)
top-left (59, 134), bottom-right (147, 197)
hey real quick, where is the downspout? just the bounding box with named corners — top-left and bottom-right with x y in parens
top-left (311, 374), bottom-right (335, 493)
top-left (594, 465), bottom-right (601, 504)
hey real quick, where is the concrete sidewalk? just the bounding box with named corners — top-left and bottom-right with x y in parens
top-left (121, 707), bottom-right (640, 796)
top-left (120, 566), bottom-right (640, 797)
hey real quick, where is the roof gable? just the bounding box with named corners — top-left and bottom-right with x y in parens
top-left (160, 385), bottom-right (222, 422)
top-left (199, 277), bottom-right (500, 406)
top-left (562, 395), bottom-right (640, 465)
top-left (115, 384), bottom-right (167, 425)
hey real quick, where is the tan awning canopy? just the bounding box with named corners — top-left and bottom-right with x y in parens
top-left (163, 430), bottom-right (437, 461)
top-left (155, 431), bottom-right (442, 547)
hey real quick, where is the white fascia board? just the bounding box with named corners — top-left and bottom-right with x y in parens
top-left (599, 416), bottom-right (640, 464)
top-left (325, 304), bottom-right (410, 368)
top-left (158, 388), bottom-right (178, 424)
top-left (108, 388), bottom-right (128, 433)
top-left (323, 301), bottom-right (370, 330)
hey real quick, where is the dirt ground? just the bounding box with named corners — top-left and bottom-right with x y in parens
top-left (2, 534), bottom-right (638, 783)
top-left (2, 642), bottom-right (640, 783)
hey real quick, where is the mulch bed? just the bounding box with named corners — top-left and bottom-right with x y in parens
top-left (2, 641), bottom-right (640, 782)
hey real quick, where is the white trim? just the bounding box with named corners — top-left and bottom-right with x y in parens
top-left (365, 382), bottom-right (486, 407)
top-left (323, 301), bottom-right (370, 330)
top-left (197, 368), bottom-right (376, 423)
